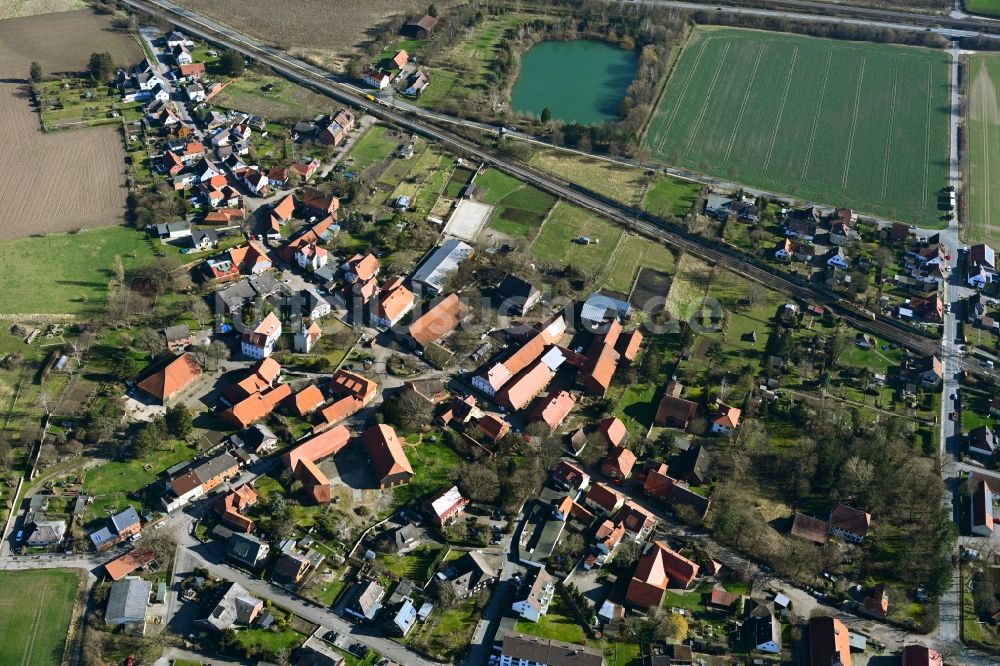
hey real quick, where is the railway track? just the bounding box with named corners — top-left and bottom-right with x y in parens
top-left (123, 0), bottom-right (992, 380)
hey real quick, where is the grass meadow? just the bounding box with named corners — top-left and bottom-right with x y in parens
top-left (645, 28), bottom-right (951, 225)
top-left (0, 569), bottom-right (80, 666)
top-left (0, 225), bottom-right (149, 315)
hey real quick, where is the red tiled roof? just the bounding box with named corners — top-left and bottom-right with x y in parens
top-left (105, 549), bottom-right (156, 580)
top-left (478, 414), bottom-right (510, 442)
top-left (374, 277), bottom-right (414, 323)
top-left (626, 541), bottom-right (699, 608)
top-left (902, 645), bottom-right (943, 666)
top-left (284, 424), bottom-right (351, 471)
top-left (713, 403), bottom-right (741, 429)
top-left (602, 445), bottom-right (636, 480)
top-left (363, 424), bottom-right (413, 483)
top-left (830, 504), bottom-right (871, 538)
top-left (137, 353), bottom-right (203, 403)
top-left (292, 384), bottom-right (325, 416)
top-left (585, 482), bottom-right (623, 513)
top-left (615, 330), bottom-right (643, 362)
top-left (224, 382), bottom-right (292, 427)
top-left (495, 361), bottom-right (554, 411)
top-left (528, 390), bottom-right (576, 430)
top-left (642, 463), bottom-right (673, 499)
top-left (409, 294), bottom-right (465, 347)
top-left (808, 616), bottom-right (852, 666)
top-left (599, 417), bottom-right (628, 447)
top-left (272, 193), bottom-right (295, 222)
top-left (329, 370), bottom-right (377, 403)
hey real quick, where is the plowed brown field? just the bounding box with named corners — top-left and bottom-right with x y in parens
top-left (0, 10), bottom-right (141, 239)
top-left (177, 0), bottom-right (460, 71)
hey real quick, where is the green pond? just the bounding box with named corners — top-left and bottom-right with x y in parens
top-left (511, 39), bottom-right (639, 125)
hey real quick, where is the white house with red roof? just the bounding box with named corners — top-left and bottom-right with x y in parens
top-left (424, 485), bottom-right (468, 526)
top-left (711, 403), bottom-right (741, 435)
top-left (242, 313), bottom-right (282, 360)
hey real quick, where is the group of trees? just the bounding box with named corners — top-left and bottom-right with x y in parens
top-left (133, 404), bottom-right (192, 457)
top-left (87, 51), bottom-right (116, 82)
top-left (710, 401), bottom-right (956, 600)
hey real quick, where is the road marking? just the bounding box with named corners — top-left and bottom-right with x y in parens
top-left (841, 55), bottom-right (867, 191)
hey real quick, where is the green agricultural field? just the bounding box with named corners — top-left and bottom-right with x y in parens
top-left (0, 225), bottom-right (149, 315)
top-left (645, 28), bottom-right (951, 225)
top-left (530, 202), bottom-right (624, 275)
top-left (967, 54), bottom-right (1000, 245)
top-left (0, 569), bottom-right (80, 666)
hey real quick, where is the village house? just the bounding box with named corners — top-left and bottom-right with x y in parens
top-left (293, 321), bottom-right (323, 354)
top-left (362, 66), bottom-right (391, 89)
top-left (440, 550), bottom-right (497, 598)
top-left (136, 353), bottom-right (203, 404)
top-left (371, 276), bottom-right (415, 328)
top-left (316, 370), bottom-right (377, 430)
top-left (742, 599), bottom-right (781, 654)
top-left (216, 484), bottom-right (258, 533)
top-left (625, 541), bottom-right (700, 608)
top-left (242, 312), bottom-right (282, 359)
top-left (364, 424), bottom-right (413, 489)
top-left (345, 580), bottom-right (385, 622)
top-left (199, 582), bottom-right (263, 633)
top-left (972, 479), bottom-right (994, 537)
top-left (511, 566), bottom-right (556, 622)
top-left (551, 459), bottom-right (590, 492)
top-left (809, 616), bottom-right (852, 666)
top-left (165, 452), bottom-right (241, 512)
top-left (828, 504), bottom-right (871, 542)
top-left (495, 273), bottom-right (542, 315)
top-left (283, 425), bottom-right (351, 505)
top-left (654, 380), bottom-right (697, 429)
top-left (528, 390), bottom-right (577, 431)
top-left (226, 533), bottom-right (270, 568)
top-left (968, 425), bottom-right (996, 457)
top-left (424, 485), bottom-right (468, 526)
top-left (711, 402), bottom-right (741, 435)
top-left (90, 506), bottom-right (142, 550)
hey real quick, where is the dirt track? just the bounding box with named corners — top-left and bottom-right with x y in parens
top-left (0, 10), bottom-right (142, 240)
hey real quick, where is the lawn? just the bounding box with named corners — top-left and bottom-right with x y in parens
top-left (643, 176), bottom-right (701, 220)
top-left (645, 27), bottom-right (951, 226)
top-left (530, 202), bottom-right (624, 276)
top-left (0, 569), bottom-right (80, 666)
top-left (513, 595), bottom-right (586, 644)
top-left (0, 225), bottom-right (150, 315)
top-left (83, 439), bottom-right (196, 496)
top-left (347, 124), bottom-right (402, 172)
top-left (420, 598), bottom-right (481, 660)
top-left (394, 435), bottom-right (463, 506)
top-left (377, 544), bottom-right (445, 583)
top-left (603, 234), bottom-right (677, 294)
top-left (476, 167), bottom-right (556, 240)
top-left (211, 70), bottom-right (332, 121)
top-left (966, 53), bottom-right (1000, 245)
top-left (527, 149), bottom-right (699, 221)
top-left (233, 625), bottom-right (306, 653)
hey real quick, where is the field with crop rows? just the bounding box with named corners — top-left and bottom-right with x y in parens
top-left (967, 54), bottom-right (1000, 245)
top-left (0, 10), bottom-right (140, 238)
top-left (645, 28), bottom-right (950, 225)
